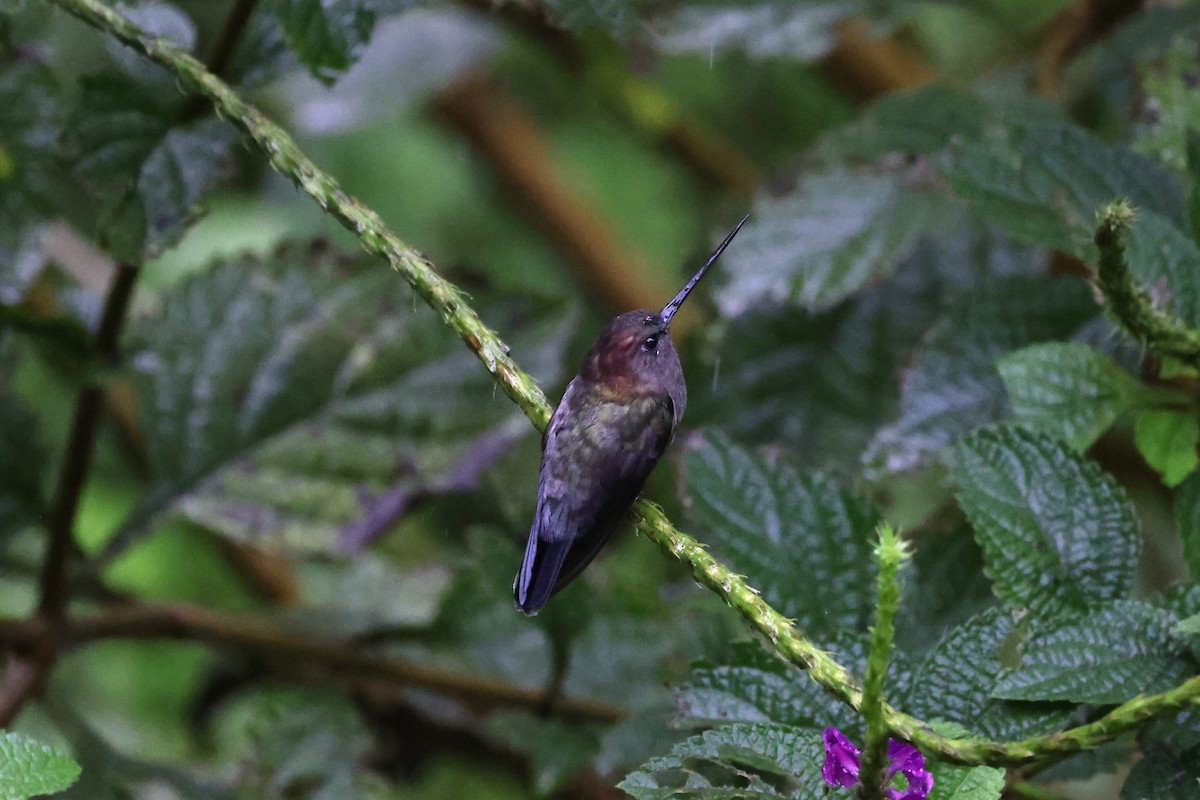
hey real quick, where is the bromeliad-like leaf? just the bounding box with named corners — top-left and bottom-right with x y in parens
top-left (0, 731), bottom-right (82, 799)
top-left (905, 608), bottom-right (1073, 741)
top-left (269, 0), bottom-right (377, 84)
top-left (618, 722), bottom-right (826, 800)
top-left (652, 1), bottom-right (859, 61)
top-left (993, 601), bottom-right (1192, 704)
top-left (950, 425), bottom-right (1140, 615)
top-left (943, 119), bottom-right (1183, 258)
top-left (716, 167), bottom-right (956, 315)
top-left (684, 431), bottom-right (878, 640)
top-left (865, 274), bottom-right (1097, 477)
top-left (997, 342), bottom-right (1145, 452)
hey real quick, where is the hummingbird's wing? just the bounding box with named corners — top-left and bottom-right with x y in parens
top-left (515, 381), bottom-right (674, 615)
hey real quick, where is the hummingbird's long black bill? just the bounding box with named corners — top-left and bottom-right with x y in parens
top-left (660, 213), bottom-right (750, 327)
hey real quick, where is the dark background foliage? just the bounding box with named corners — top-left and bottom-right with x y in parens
top-left (2, 0), bottom-right (1200, 798)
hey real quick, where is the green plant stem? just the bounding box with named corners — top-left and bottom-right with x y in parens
top-left (48, 0), bottom-right (1200, 769)
top-left (857, 525), bottom-right (907, 799)
top-left (1094, 199), bottom-right (1200, 366)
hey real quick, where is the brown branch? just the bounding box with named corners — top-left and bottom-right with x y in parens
top-left (0, 660), bottom-right (38, 727)
top-left (38, 262), bottom-right (139, 622)
top-left (822, 17), bottom-right (936, 101)
top-left (0, 604), bottom-right (625, 723)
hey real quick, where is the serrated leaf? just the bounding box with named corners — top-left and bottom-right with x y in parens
top-left (1174, 472), bottom-right (1200, 581)
top-left (690, 234), bottom-right (980, 472)
top-left (943, 120), bottom-right (1183, 258)
top-left (1135, 408), bottom-right (1200, 487)
top-left (73, 75), bottom-right (234, 259)
top-left (1120, 744), bottom-right (1200, 800)
top-left (137, 119), bottom-right (236, 253)
top-left (270, 0), bottom-right (377, 84)
top-left (125, 244), bottom-right (571, 556)
top-left (618, 723), bottom-right (826, 800)
top-left (652, 1), bottom-right (859, 61)
top-left (906, 608), bottom-right (1073, 740)
top-left (0, 394), bottom-right (46, 537)
top-left (950, 425), bottom-right (1140, 614)
top-left (684, 431), bottom-right (878, 639)
top-left (865, 274), bottom-right (1097, 477)
top-left (993, 601), bottom-right (1190, 703)
top-left (998, 342), bottom-right (1144, 451)
top-left (833, 84), bottom-right (990, 161)
top-left (0, 730), bottom-right (81, 799)
top-left (675, 642), bottom-right (853, 733)
top-left (717, 167), bottom-right (956, 315)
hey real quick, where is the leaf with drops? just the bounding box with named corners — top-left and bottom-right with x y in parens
top-left (0, 731), bottom-right (81, 800)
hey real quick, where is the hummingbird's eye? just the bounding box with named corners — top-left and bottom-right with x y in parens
top-left (641, 334), bottom-right (660, 353)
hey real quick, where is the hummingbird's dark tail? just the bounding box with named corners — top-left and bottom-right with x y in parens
top-left (515, 523), bottom-right (571, 616)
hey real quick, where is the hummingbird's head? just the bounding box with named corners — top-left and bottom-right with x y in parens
top-left (580, 214), bottom-right (749, 396)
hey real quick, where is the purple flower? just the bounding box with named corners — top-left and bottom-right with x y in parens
top-left (821, 728), bottom-right (933, 800)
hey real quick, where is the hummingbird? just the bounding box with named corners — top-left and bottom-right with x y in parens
top-left (514, 215), bottom-right (749, 615)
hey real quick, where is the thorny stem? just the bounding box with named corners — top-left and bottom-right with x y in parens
top-left (1094, 199), bottom-right (1200, 366)
top-left (47, 0), bottom-right (1200, 769)
top-left (857, 525), bottom-right (907, 799)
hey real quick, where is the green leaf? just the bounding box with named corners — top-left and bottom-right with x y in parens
top-left (1124, 211), bottom-right (1200, 328)
top-left (73, 75), bottom-right (234, 258)
top-left (1134, 408), bottom-right (1200, 487)
top-left (895, 523), bottom-right (994, 657)
top-left (832, 84), bottom-right (990, 161)
top-left (906, 608), bottom-right (1073, 740)
top-left (0, 730), bottom-right (81, 799)
top-left (943, 120), bottom-right (1183, 258)
top-left (127, 244), bottom-right (573, 555)
top-left (993, 601), bottom-right (1190, 704)
top-left (691, 234), bottom-right (978, 472)
top-left (684, 431), bottom-right (878, 639)
top-left (674, 642), bottom-right (853, 733)
top-left (1172, 472), bottom-right (1200, 581)
top-left (997, 342), bottom-right (1144, 451)
top-left (269, 0), bottom-right (377, 84)
top-left (1176, 612), bottom-right (1200, 636)
top-left (0, 59), bottom-right (68, 269)
top-left (929, 762), bottom-right (1005, 800)
top-left (618, 723), bottom-right (826, 800)
top-left (717, 167), bottom-right (956, 314)
top-left (653, 2), bottom-right (858, 61)
top-left (0, 394), bottom-right (46, 537)
top-left (865, 274), bottom-right (1097, 476)
top-left (950, 425), bottom-right (1140, 614)
top-left (1120, 744), bottom-right (1200, 800)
